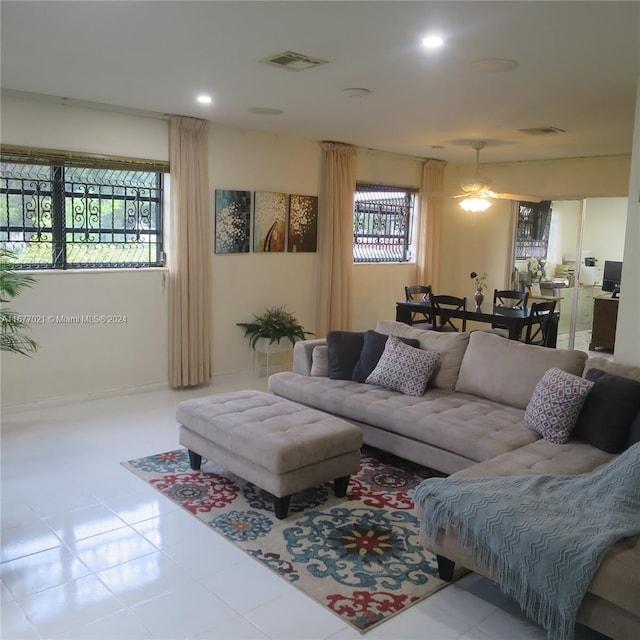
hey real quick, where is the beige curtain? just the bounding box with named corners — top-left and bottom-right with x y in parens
top-left (315, 142), bottom-right (357, 336)
top-left (168, 116), bottom-right (212, 388)
top-left (416, 158), bottom-right (447, 292)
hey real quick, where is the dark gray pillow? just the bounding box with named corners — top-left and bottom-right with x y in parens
top-left (626, 411), bottom-right (640, 448)
top-left (573, 368), bottom-right (640, 453)
top-left (326, 331), bottom-right (365, 380)
top-left (352, 330), bottom-right (420, 383)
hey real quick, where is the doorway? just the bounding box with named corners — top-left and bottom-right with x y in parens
top-left (513, 197), bottom-right (627, 352)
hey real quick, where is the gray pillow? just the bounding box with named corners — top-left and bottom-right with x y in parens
top-left (352, 330), bottom-right (419, 383)
top-left (326, 331), bottom-right (365, 380)
top-left (573, 369), bottom-right (640, 453)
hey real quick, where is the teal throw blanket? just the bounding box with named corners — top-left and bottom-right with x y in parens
top-left (414, 443), bottom-right (640, 640)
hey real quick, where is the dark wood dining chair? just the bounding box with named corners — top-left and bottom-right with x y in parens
top-left (404, 285), bottom-right (433, 326)
top-left (493, 289), bottom-right (529, 309)
top-left (523, 300), bottom-right (558, 346)
top-left (492, 289), bottom-right (530, 336)
top-left (431, 295), bottom-right (467, 332)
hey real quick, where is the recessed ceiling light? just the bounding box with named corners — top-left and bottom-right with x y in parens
top-left (471, 58), bottom-right (519, 73)
top-left (422, 35), bottom-right (444, 49)
top-left (196, 95), bottom-right (213, 104)
top-left (341, 88), bottom-right (371, 98)
top-left (248, 107), bottom-right (284, 115)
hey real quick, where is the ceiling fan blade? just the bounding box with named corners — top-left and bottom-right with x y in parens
top-left (492, 192), bottom-right (543, 203)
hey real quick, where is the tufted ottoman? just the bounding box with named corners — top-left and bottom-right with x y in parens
top-left (176, 390), bottom-right (363, 518)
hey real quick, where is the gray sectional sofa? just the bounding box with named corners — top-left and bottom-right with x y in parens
top-left (268, 320), bottom-right (640, 640)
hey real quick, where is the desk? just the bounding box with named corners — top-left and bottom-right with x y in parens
top-left (395, 301), bottom-right (558, 347)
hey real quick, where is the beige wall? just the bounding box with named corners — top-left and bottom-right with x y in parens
top-left (1, 92), bottom-right (638, 405)
top-left (615, 78), bottom-right (640, 365)
top-left (439, 156), bottom-right (632, 299)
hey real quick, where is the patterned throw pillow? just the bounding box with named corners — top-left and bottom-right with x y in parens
top-left (365, 336), bottom-right (439, 396)
top-left (524, 368), bottom-right (595, 444)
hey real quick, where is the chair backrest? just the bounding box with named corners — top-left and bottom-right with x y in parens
top-left (431, 295), bottom-right (467, 332)
top-left (404, 285), bottom-right (433, 326)
top-left (524, 300), bottom-right (558, 346)
top-left (493, 289), bottom-right (529, 309)
top-left (405, 285), bottom-right (432, 302)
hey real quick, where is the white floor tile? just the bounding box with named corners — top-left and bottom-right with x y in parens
top-left (245, 589), bottom-right (348, 639)
top-left (1, 600), bottom-right (40, 639)
top-left (45, 504), bottom-right (129, 543)
top-left (130, 582), bottom-right (238, 639)
top-left (67, 526), bottom-right (157, 572)
top-left (1, 545), bottom-right (91, 599)
top-left (200, 557), bottom-right (294, 614)
top-left (96, 551), bottom-right (192, 606)
top-left (56, 609), bottom-right (153, 639)
top-left (2, 377), bottom-right (607, 640)
top-left (1, 521), bottom-right (63, 563)
top-left (17, 574), bottom-right (125, 638)
top-left (190, 614), bottom-right (270, 639)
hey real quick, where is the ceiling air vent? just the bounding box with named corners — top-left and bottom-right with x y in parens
top-left (262, 51), bottom-right (328, 71)
top-left (519, 126), bottom-right (566, 136)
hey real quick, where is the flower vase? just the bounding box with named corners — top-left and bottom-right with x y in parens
top-left (474, 288), bottom-right (484, 308)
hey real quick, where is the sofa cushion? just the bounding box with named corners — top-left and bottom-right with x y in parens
top-left (365, 336), bottom-right (439, 396)
top-left (352, 330), bottom-right (419, 383)
top-left (524, 368), bottom-right (594, 444)
top-left (310, 345), bottom-right (329, 376)
top-left (573, 369), bottom-right (640, 453)
top-left (455, 331), bottom-right (588, 409)
top-left (375, 320), bottom-right (469, 391)
top-left (326, 331), bottom-right (365, 380)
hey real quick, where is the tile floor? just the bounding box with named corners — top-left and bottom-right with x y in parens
top-left (1, 372), bottom-right (609, 640)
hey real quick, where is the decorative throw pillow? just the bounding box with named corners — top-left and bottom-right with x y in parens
top-left (524, 368), bottom-right (594, 444)
top-left (352, 330), bottom-right (420, 383)
top-left (310, 345), bottom-right (329, 377)
top-left (326, 331), bottom-right (365, 380)
top-left (627, 411), bottom-right (640, 449)
top-left (365, 336), bottom-right (439, 397)
top-left (573, 368), bottom-right (640, 453)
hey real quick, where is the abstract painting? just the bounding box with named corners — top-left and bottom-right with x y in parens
top-left (214, 190), bottom-right (251, 254)
top-left (253, 191), bottom-right (287, 253)
top-left (288, 194), bottom-right (318, 252)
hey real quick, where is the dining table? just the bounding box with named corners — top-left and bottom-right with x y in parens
top-left (395, 300), bottom-right (558, 347)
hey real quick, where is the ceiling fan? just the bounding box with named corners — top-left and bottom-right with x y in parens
top-left (455, 142), bottom-right (542, 211)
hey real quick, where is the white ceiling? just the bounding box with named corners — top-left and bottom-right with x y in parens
top-left (1, 1), bottom-right (639, 164)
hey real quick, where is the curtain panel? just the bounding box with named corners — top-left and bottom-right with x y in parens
top-left (168, 116), bottom-right (212, 388)
top-left (315, 142), bottom-right (357, 337)
top-left (417, 158), bottom-right (447, 292)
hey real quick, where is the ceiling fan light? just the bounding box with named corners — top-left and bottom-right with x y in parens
top-left (459, 196), bottom-right (491, 212)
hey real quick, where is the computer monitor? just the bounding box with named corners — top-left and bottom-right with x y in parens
top-left (602, 260), bottom-right (622, 298)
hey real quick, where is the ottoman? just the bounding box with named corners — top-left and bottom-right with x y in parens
top-left (176, 390), bottom-right (363, 518)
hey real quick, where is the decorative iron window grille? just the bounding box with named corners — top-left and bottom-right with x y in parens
top-left (0, 150), bottom-right (166, 269)
top-left (354, 184), bottom-right (416, 263)
top-left (514, 200), bottom-right (553, 260)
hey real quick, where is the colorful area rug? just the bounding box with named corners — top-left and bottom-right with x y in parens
top-left (122, 447), bottom-right (451, 632)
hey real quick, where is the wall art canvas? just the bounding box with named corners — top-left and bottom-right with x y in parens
top-left (214, 190), bottom-right (251, 254)
top-left (288, 194), bottom-right (318, 252)
top-left (253, 191), bottom-right (287, 253)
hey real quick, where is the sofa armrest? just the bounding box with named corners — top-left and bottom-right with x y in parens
top-left (293, 338), bottom-right (327, 375)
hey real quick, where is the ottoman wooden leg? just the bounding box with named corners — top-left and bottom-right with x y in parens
top-left (188, 450), bottom-right (202, 471)
top-left (333, 474), bottom-right (350, 498)
top-left (437, 554), bottom-right (455, 582)
top-left (273, 495), bottom-right (291, 520)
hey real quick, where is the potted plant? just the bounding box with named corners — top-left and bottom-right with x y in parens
top-left (0, 248), bottom-right (38, 356)
top-left (237, 305), bottom-right (313, 350)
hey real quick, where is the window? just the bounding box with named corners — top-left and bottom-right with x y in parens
top-left (0, 147), bottom-right (167, 269)
top-left (353, 184), bottom-right (416, 263)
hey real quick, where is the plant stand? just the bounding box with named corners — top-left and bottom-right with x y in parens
top-left (253, 338), bottom-right (294, 377)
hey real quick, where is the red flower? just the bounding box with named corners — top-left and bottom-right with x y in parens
top-left (470, 271), bottom-right (477, 279)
